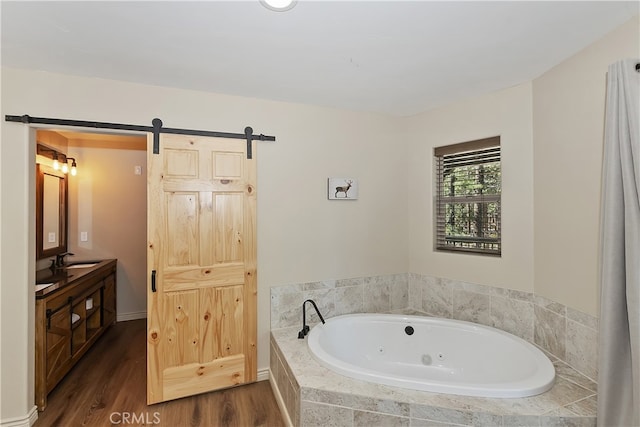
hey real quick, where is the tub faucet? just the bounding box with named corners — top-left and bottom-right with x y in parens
top-left (298, 299), bottom-right (325, 339)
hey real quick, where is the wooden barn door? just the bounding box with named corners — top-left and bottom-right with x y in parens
top-left (146, 134), bottom-right (257, 404)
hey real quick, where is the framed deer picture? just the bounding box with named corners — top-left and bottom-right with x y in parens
top-left (328, 178), bottom-right (358, 200)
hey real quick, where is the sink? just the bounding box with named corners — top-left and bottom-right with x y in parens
top-left (65, 263), bottom-right (99, 269)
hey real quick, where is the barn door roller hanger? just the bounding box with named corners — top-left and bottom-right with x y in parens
top-left (5, 114), bottom-right (275, 159)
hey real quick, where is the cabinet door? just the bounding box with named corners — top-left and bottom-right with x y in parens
top-left (103, 273), bottom-right (116, 326)
top-left (46, 306), bottom-right (72, 390)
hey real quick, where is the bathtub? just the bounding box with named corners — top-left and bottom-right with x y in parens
top-left (307, 313), bottom-right (555, 398)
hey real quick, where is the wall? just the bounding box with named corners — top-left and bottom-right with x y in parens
top-left (67, 136), bottom-right (147, 320)
top-left (0, 68), bottom-right (407, 422)
top-left (403, 14), bottom-right (640, 315)
top-left (0, 122), bottom-right (37, 425)
top-left (405, 82), bottom-right (535, 293)
top-left (532, 16), bottom-right (640, 316)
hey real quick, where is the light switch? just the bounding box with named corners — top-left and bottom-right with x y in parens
top-left (80, 231), bottom-right (88, 242)
top-left (48, 232), bottom-right (56, 243)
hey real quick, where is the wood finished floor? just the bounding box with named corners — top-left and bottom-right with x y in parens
top-left (35, 319), bottom-right (285, 427)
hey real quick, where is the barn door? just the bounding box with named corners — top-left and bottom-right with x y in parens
top-left (146, 133), bottom-right (257, 404)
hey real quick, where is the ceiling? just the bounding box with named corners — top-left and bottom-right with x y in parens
top-left (2, 1), bottom-right (638, 117)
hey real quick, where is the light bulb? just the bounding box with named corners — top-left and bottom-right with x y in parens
top-left (68, 158), bottom-right (78, 176)
top-left (61, 163), bottom-right (69, 174)
top-left (52, 158), bottom-right (59, 170)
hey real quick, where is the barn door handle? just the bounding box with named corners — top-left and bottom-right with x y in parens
top-left (151, 270), bottom-right (157, 292)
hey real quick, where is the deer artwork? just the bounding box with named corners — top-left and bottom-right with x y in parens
top-left (334, 179), bottom-right (353, 198)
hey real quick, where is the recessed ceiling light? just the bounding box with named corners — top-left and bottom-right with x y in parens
top-left (260, 0), bottom-right (297, 12)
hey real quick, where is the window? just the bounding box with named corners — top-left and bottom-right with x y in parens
top-left (434, 137), bottom-right (501, 256)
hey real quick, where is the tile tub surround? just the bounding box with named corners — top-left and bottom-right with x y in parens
top-left (270, 326), bottom-right (597, 426)
top-left (271, 273), bottom-right (599, 383)
top-left (407, 274), bottom-right (599, 382)
top-left (270, 274), bottom-right (409, 330)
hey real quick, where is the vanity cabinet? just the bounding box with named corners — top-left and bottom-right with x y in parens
top-left (35, 259), bottom-right (117, 410)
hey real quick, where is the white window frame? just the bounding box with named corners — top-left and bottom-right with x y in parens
top-left (434, 137), bottom-right (501, 256)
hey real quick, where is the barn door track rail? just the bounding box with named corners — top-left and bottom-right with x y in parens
top-left (5, 114), bottom-right (275, 159)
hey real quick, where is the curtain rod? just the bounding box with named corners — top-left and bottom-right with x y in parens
top-left (4, 114), bottom-right (275, 159)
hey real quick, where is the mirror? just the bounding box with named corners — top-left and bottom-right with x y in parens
top-left (36, 162), bottom-right (68, 259)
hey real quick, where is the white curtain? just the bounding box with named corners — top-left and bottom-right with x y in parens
top-left (597, 59), bottom-right (640, 427)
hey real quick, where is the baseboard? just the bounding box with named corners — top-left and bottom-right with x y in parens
top-left (116, 311), bottom-right (147, 322)
top-left (0, 406), bottom-right (38, 427)
top-left (257, 367), bottom-right (270, 382)
top-left (268, 369), bottom-right (293, 427)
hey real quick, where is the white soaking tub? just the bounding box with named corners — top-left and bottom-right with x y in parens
top-left (307, 313), bottom-right (555, 398)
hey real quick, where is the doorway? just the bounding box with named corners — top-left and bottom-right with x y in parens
top-left (33, 129), bottom-right (148, 412)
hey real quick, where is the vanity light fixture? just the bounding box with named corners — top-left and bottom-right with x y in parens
top-left (38, 146), bottom-right (78, 176)
top-left (260, 0), bottom-right (296, 12)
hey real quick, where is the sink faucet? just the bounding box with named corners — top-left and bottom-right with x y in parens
top-left (55, 252), bottom-right (74, 268)
top-left (298, 299), bottom-right (325, 339)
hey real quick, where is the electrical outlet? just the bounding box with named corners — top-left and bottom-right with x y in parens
top-left (48, 232), bottom-right (56, 243)
top-left (80, 231), bottom-right (88, 242)
top-left (134, 165), bottom-right (142, 175)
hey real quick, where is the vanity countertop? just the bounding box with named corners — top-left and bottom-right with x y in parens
top-left (35, 259), bottom-right (117, 299)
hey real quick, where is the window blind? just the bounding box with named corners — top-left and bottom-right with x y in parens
top-left (435, 137), bottom-right (501, 256)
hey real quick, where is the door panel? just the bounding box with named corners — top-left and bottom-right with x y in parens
top-left (215, 193), bottom-right (244, 263)
top-left (162, 354), bottom-right (245, 402)
top-left (163, 290), bottom-right (199, 368)
top-left (147, 134), bottom-right (256, 404)
top-left (166, 192), bottom-right (199, 266)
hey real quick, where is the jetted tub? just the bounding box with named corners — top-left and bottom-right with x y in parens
top-left (307, 313), bottom-right (555, 398)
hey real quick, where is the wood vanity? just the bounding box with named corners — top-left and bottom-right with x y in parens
top-left (35, 259), bottom-right (117, 410)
